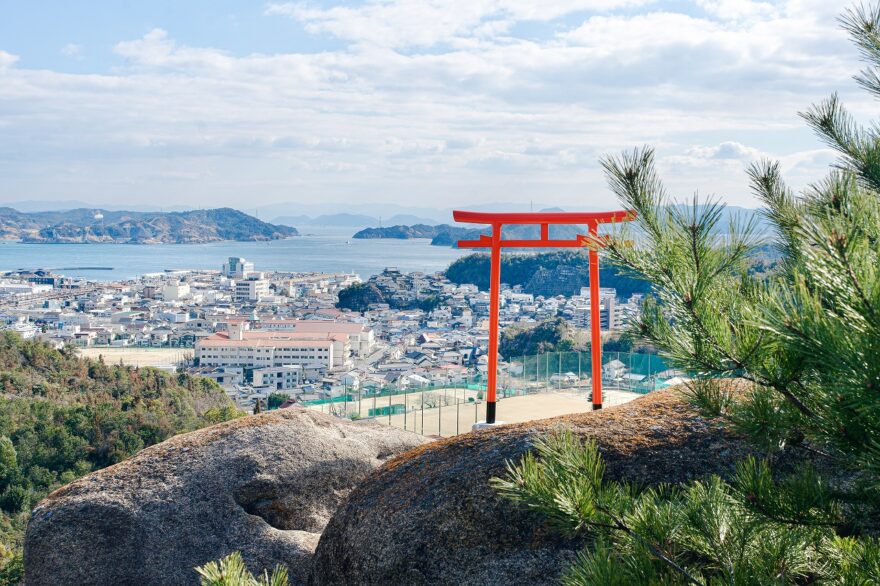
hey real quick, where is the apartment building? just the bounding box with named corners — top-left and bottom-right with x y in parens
top-left (572, 289), bottom-right (622, 331)
top-left (234, 276), bottom-right (269, 303)
top-left (253, 365), bottom-right (302, 390)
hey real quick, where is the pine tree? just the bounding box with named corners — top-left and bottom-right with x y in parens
top-left (494, 3), bottom-right (880, 583)
top-left (599, 2), bottom-right (880, 494)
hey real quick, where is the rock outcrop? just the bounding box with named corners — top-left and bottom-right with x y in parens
top-left (311, 387), bottom-right (761, 586)
top-left (24, 408), bottom-right (426, 586)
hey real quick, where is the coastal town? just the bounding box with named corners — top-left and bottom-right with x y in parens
top-left (0, 256), bottom-right (657, 416)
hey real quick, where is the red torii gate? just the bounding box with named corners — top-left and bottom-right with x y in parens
top-left (453, 209), bottom-right (635, 424)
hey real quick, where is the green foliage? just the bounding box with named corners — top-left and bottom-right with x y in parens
top-left (491, 429), bottom-right (628, 537)
top-left (336, 283), bottom-right (442, 313)
top-left (203, 405), bottom-right (246, 425)
top-left (600, 3), bottom-right (880, 498)
top-left (0, 332), bottom-right (242, 578)
top-left (267, 393), bottom-right (288, 410)
top-left (512, 4), bottom-right (880, 584)
top-left (445, 251), bottom-right (652, 298)
top-left (196, 552), bottom-right (289, 586)
top-left (499, 318), bottom-right (578, 359)
top-left (495, 431), bottom-right (880, 585)
top-left (0, 549), bottom-right (22, 586)
top-left (681, 379), bottom-right (735, 418)
top-left (336, 282), bottom-right (384, 312)
top-left (416, 295), bottom-right (442, 312)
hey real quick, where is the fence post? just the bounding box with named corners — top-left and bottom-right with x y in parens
top-left (456, 401), bottom-right (460, 436)
top-left (558, 352), bottom-right (561, 391)
top-left (404, 387), bottom-right (408, 431)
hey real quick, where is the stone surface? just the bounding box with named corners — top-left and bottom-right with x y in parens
top-left (24, 408), bottom-right (426, 586)
top-left (471, 420), bottom-right (507, 430)
top-left (311, 385), bottom-right (762, 586)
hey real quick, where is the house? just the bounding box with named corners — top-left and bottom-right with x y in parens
top-left (340, 371), bottom-right (361, 390)
top-left (603, 359), bottom-right (628, 380)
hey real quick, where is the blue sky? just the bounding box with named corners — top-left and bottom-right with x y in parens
top-left (0, 0), bottom-right (868, 212)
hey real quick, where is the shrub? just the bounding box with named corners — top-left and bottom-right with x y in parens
top-left (681, 379), bottom-right (735, 418)
top-left (494, 430), bottom-right (880, 584)
top-left (195, 552), bottom-right (288, 586)
top-left (494, 4), bottom-right (880, 583)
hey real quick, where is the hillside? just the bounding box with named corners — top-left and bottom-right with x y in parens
top-left (499, 317), bottom-right (579, 359)
top-left (0, 207), bottom-right (298, 244)
top-left (446, 251), bottom-right (652, 298)
top-left (352, 223), bottom-right (584, 246)
top-left (0, 333), bottom-right (240, 579)
top-left (352, 224), bottom-right (439, 239)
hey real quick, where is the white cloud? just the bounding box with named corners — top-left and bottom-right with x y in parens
top-left (0, 0), bottom-right (867, 208)
top-left (266, 0), bottom-right (655, 49)
top-left (0, 50), bottom-right (19, 69)
top-left (696, 0), bottom-right (776, 21)
top-left (687, 142), bottom-right (764, 161)
top-left (61, 43), bottom-right (83, 60)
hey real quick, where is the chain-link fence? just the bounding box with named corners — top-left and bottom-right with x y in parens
top-left (505, 350), bottom-right (673, 395)
top-left (301, 351), bottom-right (675, 437)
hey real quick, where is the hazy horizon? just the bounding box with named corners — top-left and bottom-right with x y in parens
top-left (0, 0), bottom-right (865, 210)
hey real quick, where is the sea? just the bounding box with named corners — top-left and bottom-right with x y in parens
top-left (0, 227), bottom-right (469, 282)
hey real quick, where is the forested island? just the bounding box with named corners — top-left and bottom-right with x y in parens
top-left (0, 208), bottom-right (297, 244)
top-left (352, 223), bottom-right (583, 247)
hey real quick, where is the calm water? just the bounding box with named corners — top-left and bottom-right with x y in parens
top-left (0, 227), bottom-right (468, 281)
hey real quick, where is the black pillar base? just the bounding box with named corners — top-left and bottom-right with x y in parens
top-left (486, 401), bottom-right (496, 424)
top-left (592, 403), bottom-right (603, 411)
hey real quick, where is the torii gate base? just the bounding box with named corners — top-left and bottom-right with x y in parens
top-left (454, 210), bottom-right (634, 424)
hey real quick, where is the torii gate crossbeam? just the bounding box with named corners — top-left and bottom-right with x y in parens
top-left (453, 210), bottom-right (634, 424)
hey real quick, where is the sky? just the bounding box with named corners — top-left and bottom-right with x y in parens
top-left (0, 0), bottom-right (872, 213)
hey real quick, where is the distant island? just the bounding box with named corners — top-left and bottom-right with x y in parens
top-left (0, 207), bottom-right (298, 244)
top-left (352, 224), bottom-right (443, 240)
top-left (352, 223), bottom-right (584, 247)
top-left (274, 212), bottom-right (439, 228)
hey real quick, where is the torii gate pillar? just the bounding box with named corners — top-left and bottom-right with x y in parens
top-left (453, 210), bottom-right (634, 424)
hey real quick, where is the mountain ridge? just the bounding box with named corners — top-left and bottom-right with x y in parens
top-left (0, 207), bottom-right (298, 244)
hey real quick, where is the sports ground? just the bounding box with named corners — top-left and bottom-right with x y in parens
top-left (308, 388), bottom-right (642, 437)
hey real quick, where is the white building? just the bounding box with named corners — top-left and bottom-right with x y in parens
top-left (340, 371), bottom-right (361, 389)
top-left (234, 276), bottom-right (269, 303)
top-left (253, 365), bottom-right (302, 390)
top-left (0, 282), bottom-right (52, 296)
top-left (573, 289), bottom-right (622, 331)
top-left (162, 282), bottom-right (190, 302)
top-left (223, 257), bottom-right (255, 279)
top-left (3, 322), bottom-right (39, 339)
top-left (196, 323), bottom-right (348, 370)
top-left (256, 319), bottom-right (375, 357)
